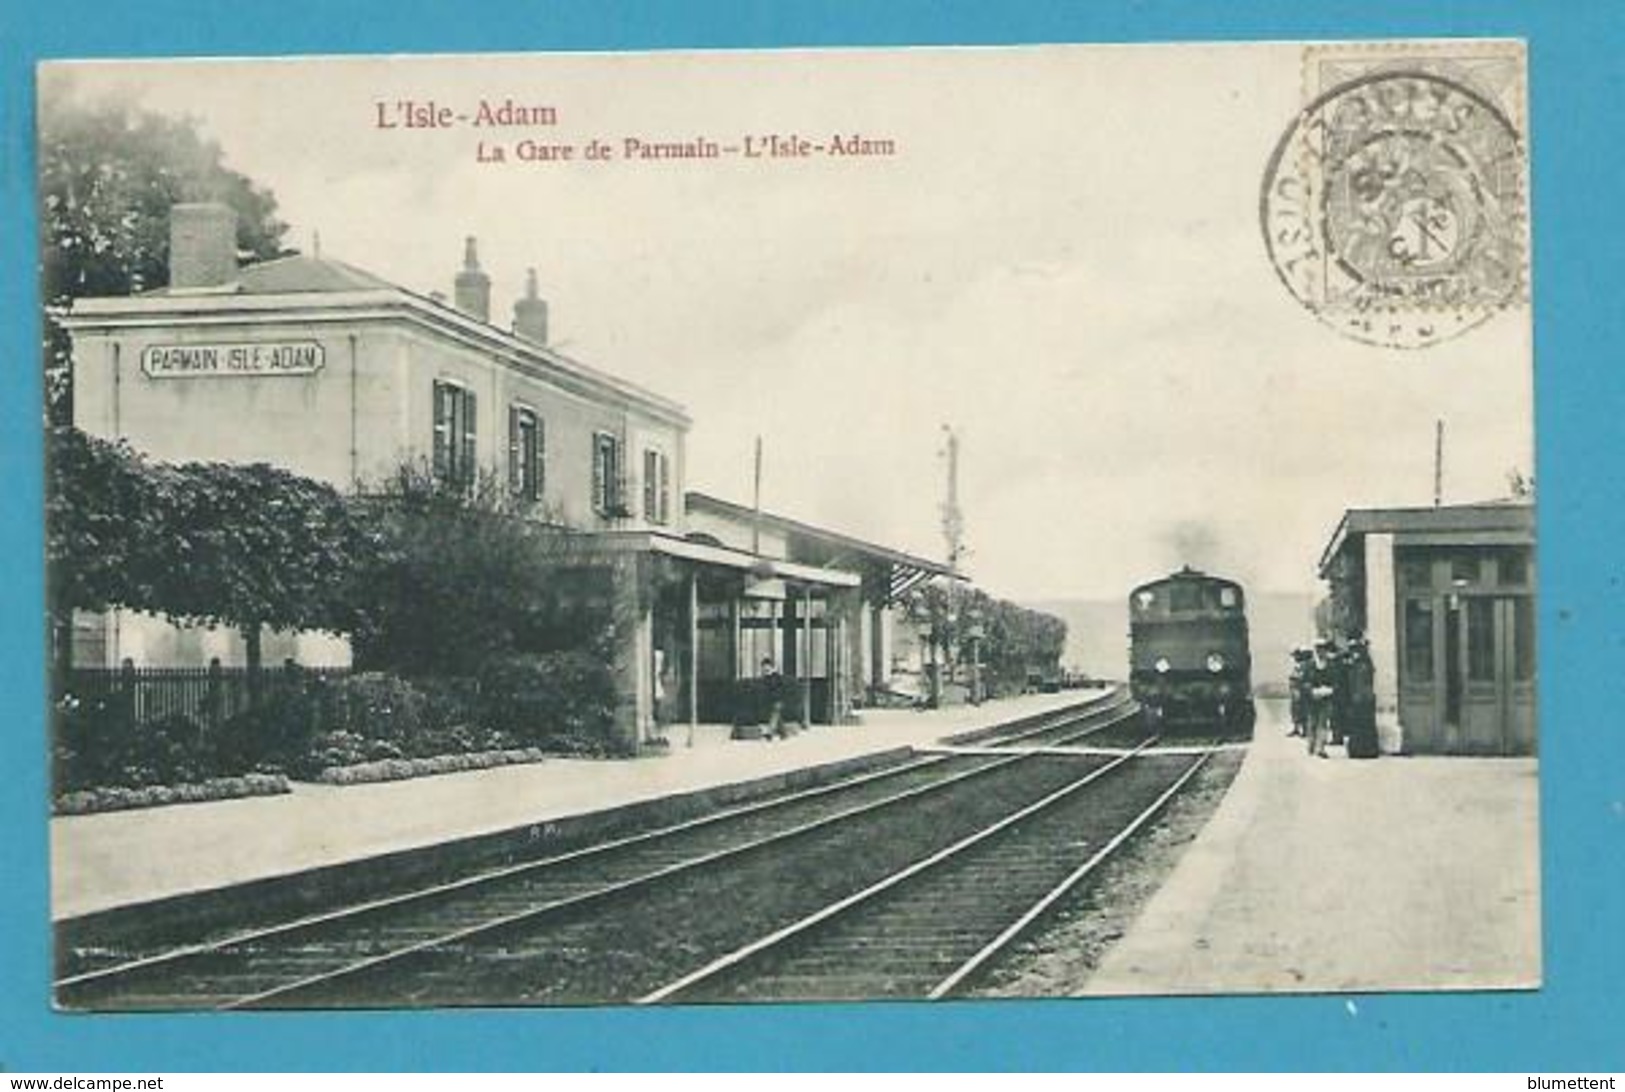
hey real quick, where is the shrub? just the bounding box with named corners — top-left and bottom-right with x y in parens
top-left (216, 690), bottom-right (319, 775)
top-left (53, 700), bottom-right (223, 790)
top-left (365, 738), bottom-right (405, 761)
top-left (133, 712), bottom-right (208, 785)
top-left (410, 675), bottom-right (484, 744)
top-left (323, 672), bottom-right (425, 742)
top-left (303, 729), bottom-right (370, 773)
top-left (477, 651), bottom-right (617, 745)
top-left (54, 693), bottom-right (135, 791)
top-left (533, 732), bottom-right (632, 759)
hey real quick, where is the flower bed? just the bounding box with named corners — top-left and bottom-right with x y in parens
top-left (315, 747), bottom-right (549, 785)
top-left (55, 773), bottom-right (290, 816)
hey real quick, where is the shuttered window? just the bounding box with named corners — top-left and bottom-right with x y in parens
top-left (642, 448), bottom-right (671, 525)
top-left (659, 450), bottom-right (670, 524)
top-left (433, 381), bottom-right (477, 489)
top-left (593, 432), bottom-right (622, 516)
top-left (509, 406), bottom-right (543, 503)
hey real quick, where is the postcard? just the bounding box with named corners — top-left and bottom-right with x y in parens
top-left (40, 41), bottom-right (1536, 1010)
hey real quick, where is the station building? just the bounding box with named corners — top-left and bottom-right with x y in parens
top-left (684, 491), bottom-right (955, 719)
top-left (61, 203), bottom-right (953, 750)
top-left (1317, 501), bottom-right (1536, 755)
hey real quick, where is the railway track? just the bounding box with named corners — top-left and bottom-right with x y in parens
top-left (643, 745), bottom-right (1214, 1002)
top-left (57, 690), bottom-right (1140, 1010)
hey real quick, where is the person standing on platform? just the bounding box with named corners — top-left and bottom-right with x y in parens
top-left (1308, 638), bottom-right (1336, 758)
top-left (1288, 648), bottom-right (1311, 737)
top-left (1345, 637), bottom-right (1380, 759)
top-left (760, 657), bottom-right (785, 740)
top-left (1328, 641), bottom-right (1352, 748)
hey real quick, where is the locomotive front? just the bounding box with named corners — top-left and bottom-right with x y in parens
top-left (1128, 566), bottom-right (1255, 736)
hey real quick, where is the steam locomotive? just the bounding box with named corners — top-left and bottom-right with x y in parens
top-left (1128, 565), bottom-right (1255, 736)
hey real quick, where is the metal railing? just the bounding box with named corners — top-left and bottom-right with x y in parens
top-left (62, 661), bottom-right (350, 729)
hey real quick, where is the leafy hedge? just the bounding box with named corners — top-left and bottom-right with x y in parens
top-left (477, 653), bottom-right (620, 746)
top-left (314, 748), bottom-right (549, 785)
top-left (288, 659), bottom-right (624, 777)
top-left (56, 773), bottom-right (289, 816)
top-left (47, 427), bottom-right (369, 639)
top-left (53, 652), bottom-right (626, 809)
top-left (53, 702), bottom-right (279, 794)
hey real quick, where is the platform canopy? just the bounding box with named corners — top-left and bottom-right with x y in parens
top-left (1318, 500), bottom-right (1535, 576)
top-left (685, 492), bottom-right (959, 604)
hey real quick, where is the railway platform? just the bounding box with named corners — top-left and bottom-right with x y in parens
top-left (51, 688), bottom-right (1105, 921)
top-left (1083, 697), bottom-right (1541, 995)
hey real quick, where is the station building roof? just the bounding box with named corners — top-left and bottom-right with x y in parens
top-left (60, 252), bottom-right (692, 430)
top-left (1318, 500), bottom-right (1535, 575)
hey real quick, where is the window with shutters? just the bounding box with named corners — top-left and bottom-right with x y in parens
top-left (592, 431), bottom-right (623, 516)
top-left (509, 406), bottom-right (543, 503)
top-left (432, 380), bottom-right (477, 489)
top-left (643, 448), bottom-right (671, 525)
top-left (658, 449), bottom-right (670, 524)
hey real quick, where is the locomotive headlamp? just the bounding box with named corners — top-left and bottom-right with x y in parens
top-left (1206, 652), bottom-right (1226, 672)
top-left (1154, 657), bottom-right (1171, 674)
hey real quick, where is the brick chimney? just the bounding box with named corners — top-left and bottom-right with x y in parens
top-left (454, 236), bottom-right (491, 321)
top-left (169, 203), bottom-right (238, 290)
top-left (512, 267), bottom-right (549, 345)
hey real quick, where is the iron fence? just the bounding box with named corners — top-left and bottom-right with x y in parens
top-left (62, 661), bottom-right (351, 729)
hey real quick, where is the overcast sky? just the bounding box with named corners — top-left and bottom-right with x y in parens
top-left (43, 45), bottom-right (1533, 600)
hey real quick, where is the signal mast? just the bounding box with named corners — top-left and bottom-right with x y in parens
top-left (938, 425), bottom-right (981, 703)
top-left (941, 424), bottom-right (965, 575)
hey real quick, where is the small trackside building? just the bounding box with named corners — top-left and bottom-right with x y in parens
top-left (1317, 501), bottom-right (1536, 756)
top-left (684, 491), bottom-right (956, 715)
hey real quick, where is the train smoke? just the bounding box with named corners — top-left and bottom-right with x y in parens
top-left (1155, 518), bottom-right (1258, 590)
top-left (1160, 519), bottom-right (1222, 572)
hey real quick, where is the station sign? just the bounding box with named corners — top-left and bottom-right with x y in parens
top-left (140, 341), bottom-right (325, 379)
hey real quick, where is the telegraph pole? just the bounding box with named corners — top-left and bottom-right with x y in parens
top-left (938, 426), bottom-right (966, 705)
top-left (1434, 418), bottom-right (1445, 507)
top-left (752, 435), bottom-right (763, 555)
top-left (941, 425), bottom-right (965, 575)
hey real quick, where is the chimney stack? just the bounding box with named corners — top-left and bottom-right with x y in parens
top-left (512, 267), bottom-right (549, 345)
top-left (454, 236), bottom-right (491, 321)
top-left (169, 203), bottom-right (238, 290)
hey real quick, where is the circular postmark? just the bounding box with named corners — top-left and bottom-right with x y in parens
top-left (1261, 69), bottom-right (1527, 349)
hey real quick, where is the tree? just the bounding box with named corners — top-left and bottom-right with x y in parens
top-left (899, 580), bottom-right (1067, 699)
top-left (347, 461), bottom-right (609, 677)
top-left (39, 90), bottom-right (290, 423)
top-left (1507, 467), bottom-right (1535, 500)
top-left (148, 459), bottom-right (375, 678)
top-left (45, 427), bottom-right (167, 647)
top-left (47, 427), bottom-right (370, 679)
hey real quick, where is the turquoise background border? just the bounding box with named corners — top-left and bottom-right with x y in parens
top-left (4, 0), bottom-right (1621, 1072)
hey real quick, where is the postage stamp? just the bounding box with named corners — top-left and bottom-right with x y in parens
top-left (1261, 42), bottom-right (1529, 349)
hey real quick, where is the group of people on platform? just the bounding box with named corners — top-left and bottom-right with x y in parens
top-left (1288, 636), bottom-right (1379, 759)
